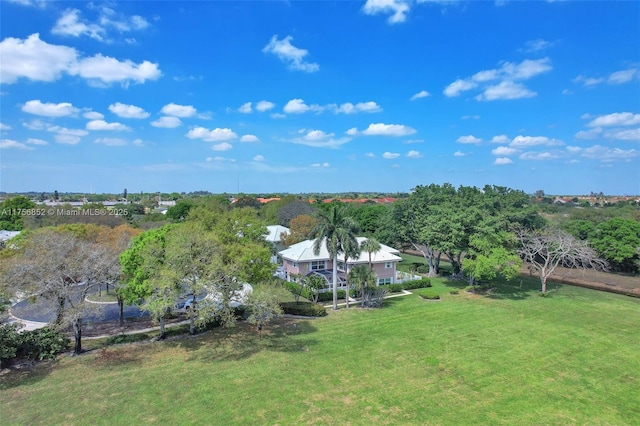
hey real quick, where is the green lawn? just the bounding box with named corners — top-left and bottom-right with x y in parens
top-left (2, 279), bottom-right (639, 425)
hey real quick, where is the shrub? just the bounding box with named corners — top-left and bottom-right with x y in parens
top-left (449, 290), bottom-right (459, 295)
top-left (17, 327), bottom-right (69, 361)
top-left (280, 302), bottom-right (327, 317)
top-left (316, 290), bottom-right (346, 302)
top-left (283, 281), bottom-right (312, 301)
top-left (416, 265), bottom-right (431, 274)
top-left (418, 290), bottom-right (440, 300)
top-left (390, 283), bottom-right (404, 293)
top-left (2, 324), bottom-right (71, 367)
top-left (0, 323), bottom-right (22, 368)
top-left (402, 278), bottom-right (432, 290)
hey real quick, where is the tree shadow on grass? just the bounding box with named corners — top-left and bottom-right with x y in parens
top-left (0, 358), bottom-right (65, 390)
top-left (440, 275), bottom-right (560, 301)
top-left (171, 317), bottom-right (319, 363)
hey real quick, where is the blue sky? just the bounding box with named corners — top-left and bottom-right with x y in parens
top-left (1, 0), bottom-right (639, 195)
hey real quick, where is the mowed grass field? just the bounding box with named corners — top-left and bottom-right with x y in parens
top-left (2, 278), bottom-right (639, 425)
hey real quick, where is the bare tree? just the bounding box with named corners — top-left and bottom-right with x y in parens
top-left (2, 229), bottom-right (105, 354)
top-left (516, 228), bottom-right (608, 293)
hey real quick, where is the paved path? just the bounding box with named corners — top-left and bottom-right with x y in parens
top-left (9, 287), bottom-right (149, 332)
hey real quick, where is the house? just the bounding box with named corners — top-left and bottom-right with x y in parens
top-left (278, 237), bottom-right (402, 288)
top-left (265, 225), bottom-right (290, 267)
top-left (264, 225), bottom-right (290, 245)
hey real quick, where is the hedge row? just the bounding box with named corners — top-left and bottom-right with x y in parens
top-left (0, 325), bottom-right (69, 368)
top-left (280, 302), bottom-right (327, 317)
top-left (283, 278), bottom-right (432, 301)
top-left (379, 278), bottom-right (432, 293)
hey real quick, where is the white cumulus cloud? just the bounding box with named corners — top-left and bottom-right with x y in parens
top-left (22, 100), bottom-right (79, 117)
top-left (52, 7), bottom-right (149, 42)
top-left (256, 101), bottom-right (275, 112)
top-left (361, 123), bottom-right (416, 137)
top-left (0, 139), bottom-right (33, 150)
top-left (0, 33), bottom-right (77, 84)
top-left (407, 150), bottom-right (422, 158)
top-left (283, 98), bottom-right (324, 114)
top-left (362, 0), bottom-right (411, 24)
top-left (109, 102), bottom-right (149, 119)
top-left (579, 145), bottom-right (639, 161)
top-left (491, 135), bottom-right (509, 143)
top-left (457, 135), bottom-right (483, 144)
top-left (519, 151), bottom-right (559, 160)
top-left (382, 152), bottom-right (400, 159)
top-left (83, 111), bottom-right (104, 120)
top-left (494, 157), bottom-right (513, 165)
top-left (0, 33), bottom-right (161, 86)
top-left (606, 128), bottom-right (640, 141)
top-left (161, 103), bottom-right (197, 117)
top-left (263, 35), bottom-right (319, 72)
top-left (86, 120), bottom-right (130, 131)
top-left (444, 79), bottom-right (478, 97)
top-left (333, 101), bottom-right (382, 114)
top-left (587, 112), bottom-right (640, 127)
top-left (151, 116), bottom-right (182, 128)
top-left (240, 134), bottom-right (259, 143)
top-left (290, 129), bottom-right (351, 148)
top-left (410, 90), bottom-right (430, 100)
top-left (76, 54), bottom-right (161, 86)
top-left (444, 58), bottom-right (551, 100)
top-left (510, 135), bottom-right (563, 147)
top-left (212, 142), bottom-right (233, 151)
top-left (52, 9), bottom-right (105, 41)
top-left (253, 155), bottom-right (265, 162)
top-left (187, 127), bottom-right (238, 142)
top-left (491, 146), bottom-right (519, 156)
top-left (608, 68), bottom-right (638, 84)
top-left (476, 81), bottom-right (536, 101)
top-left (238, 102), bottom-right (252, 114)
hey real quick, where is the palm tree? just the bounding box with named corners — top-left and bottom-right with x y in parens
top-left (360, 237), bottom-right (381, 271)
top-left (342, 236), bottom-right (362, 309)
top-left (348, 265), bottom-right (377, 308)
top-left (309, 205), bottom-right (359, 310)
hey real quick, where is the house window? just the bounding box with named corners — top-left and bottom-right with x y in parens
top-left (337, 261), bottom-right (345, 271)
top-left (385, 262), bottom-right (393, 269)
top-left (292, 262), bottom-right (298, 268)
top-left (311, 260), bottom-right (326, 271)
top-left (378, 277), bottom-right (392, 285)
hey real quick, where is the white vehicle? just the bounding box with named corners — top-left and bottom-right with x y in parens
top-left (174, 283), bottom-right (253, 312)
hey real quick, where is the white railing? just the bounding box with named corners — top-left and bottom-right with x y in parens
top-left (395, 271), bottom-right (422, 283)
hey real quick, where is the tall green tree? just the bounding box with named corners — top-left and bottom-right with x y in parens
top-left (341, 235), bottom-right (361, 309)
top-left (0, 196), bottom-right (36, 231)
top-left (164, 222), bottom-right (221, 335)
top-left (119, 226), bottom-right (174, 339)
top-left (309, 205), bottom-right (359, 310)
top-left (590, 218), bottom-right (640, 273)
